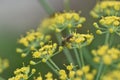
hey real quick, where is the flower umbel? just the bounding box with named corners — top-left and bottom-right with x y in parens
top-left (62, 32), bottom-right (94, 48)
top-left (39, 11), bottom-right (86, 33)
top-left (17, 30), bottom-right (51, 57)
top-left (8, 66), bottom-right (36, 80)
top-left (92, 45), bottom-right (120, 65)
top-left (94, 16), bottom-right (120, 35)
top-left (90, 1), bottom-right (120, 18)
top-left (31, 41), bottom-right (62, 64)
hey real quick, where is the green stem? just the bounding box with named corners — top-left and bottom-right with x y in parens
top-left (78, 47), bottom-right (84, 67)
top-left (78, 47), bottom-right (86, 80)
top-left (39, 0), bottom-right (54, 15)
top-left (73, 48), bottom-right (81, 68)
top-left (63, 47), bottom-right (75, 64)
top-left (46, 61), bottom-right (59, 75)
top-left (83, 47), bottom-right (98, 68)
top-left (48, 58), bottom-right (60, 70)
top-left (95, 62), bottom-right (104, 80)
top-left (105, 32), bottom-right (110, 45)
top-left (55, 33), bottom-right (75, 65)
top-left (28, 73), bottom-right (34, 79)
top-left (64, 0), bottom-right (70, 11)
top-left (51, 51), bottom-right (60, 57)
top-left (48, 58), bottom-right (70, 80)
top-left (109, 33), bottom-right (114, 47)
top-left (55, 33), bottom-right (62, 45)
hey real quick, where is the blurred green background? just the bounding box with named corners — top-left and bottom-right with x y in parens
top-left (0, 0), bottom-right (97, 79)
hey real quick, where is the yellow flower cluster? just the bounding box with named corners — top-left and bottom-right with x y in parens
top-left (100, 16), bottom-right (120, 26)
top-left (45, 72), bottom-right (54, 80)
top-left (8, 66), bottom-right (36, 80)
top-left (59, 65), bottom-right (96, 80)
top-left (17, 30), bottom-right (51, 57)
top-left (35, 72), bottom-right (56, 80)
top-left (90, 1), bottom-right (120, 18)
top-left (93, 16), bottom-right (120, 34)
top-left (0, 57), bottom-right (9, 73)
top-left (39, 11), bottom-right (86, 33)
top-left (35, 64), bottom-right (96, 80)
top-left (92, 45), bottom-right (120, 65)
top-left (18, 30), bottom-right (44, 47)
top-left (31, 42), bottom-right (63, 63)
top-left (64, 32), bottom-right (94, 48)
top-left (102, 70), bottom-right (120, 80)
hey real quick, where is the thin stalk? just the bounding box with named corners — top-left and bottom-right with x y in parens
top-left (104, 32), bottom-right (110, 45)
top-left (55, 33), bottom-right (62, 45)
top-left (95, 62), bottom-right (104, 80)
top-left (51, 51), bottom-right (60, 57)
top-left (78, 47), bottom-right (86, 80)
top-left (46, 61), bottom-right (59, 75)
top-left (63, 47), bottom-right (75, 64)
top-left (39, 0), bottom-right (54, 15)
top-left (64, 0), bottom-right (70, 11)
top-left (83, 47), bottom-right (98, 68)
top-left (28, 73), bottom-right (34, 79)
top-left (34, 52), bottom-right (60, 65)
top-left (78, 47), bottom-right (84, 67)
top-left (55, 33), bottom-right (75, 65)
top-left (109, 33), bottom-right (114, 47)
top-left (48, 58), bottom-right (60, 70)
top-left (73, 48), bottom-right (81, 68)
top-left (48, 58), bottom-right (70, 80)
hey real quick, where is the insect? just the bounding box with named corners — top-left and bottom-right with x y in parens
top-left (62, 34), bottom-right (73, 46)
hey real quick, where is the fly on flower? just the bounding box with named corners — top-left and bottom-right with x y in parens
top-left (62, 34), bottom-right (73, 46)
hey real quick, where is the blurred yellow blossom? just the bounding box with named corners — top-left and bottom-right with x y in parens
top-left (91, 1), bottom-right (120, 18)
top-left (8, 66), bottom-right (36, 80)
top-left (0, 57), bottom-right (9, 73)
top-left (92, 45), bottom-right (120, 65)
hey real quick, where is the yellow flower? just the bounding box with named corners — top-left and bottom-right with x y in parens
top-left (59, 65), bottom-right (95, 80)
top-left (35, 76), bottom-right (42, 80)
top-left (93, 16), bottom-right (120, 35)
top-left (91, 1), bottom-right (120, 18)
top-left (30, 60), bottom-right (36, 65)
top-left (103, 54), bottom-right (112, 65)
top-left (17, 30), bottom-right (52, 58)
top-left (39, 11), bottom-right (86, 33)
top-left (59, 70), bottom-right (67, 80)
top-left (45, 72), bottom-right (53, 80)
top-left (35, 73), bottom-right (43, 80)
top-left (66, 63), bottom-right (74, 71)
top-left (102, 70), bottom-right (120, 80)
top-left (92, 45), bottom-right (120, 65)
top-left (0, 57), bottom-right (9, 73)
top-left (31, 42), bottom-right (62, 64)
top-left (82, 65), bottom-right (90, 73)
top-left (85, 73), bottom-right (94, 80)
top-left (35, 64), bottom-right (96, 80)
top-left (64, 32), bottom-right (94, 48)
top-left (33, 51), bottom-right (41, 58)
top-left (8, 66), bottom-right (35, 80)
top-left (99, 16), bottom-right (120, 27)
top-left (76, 70), bottom-right (83, 76)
